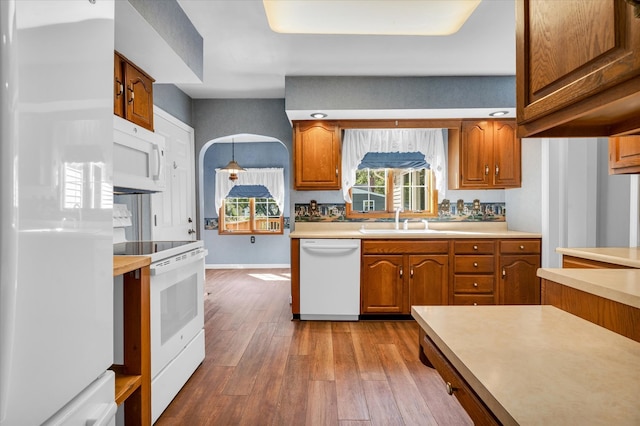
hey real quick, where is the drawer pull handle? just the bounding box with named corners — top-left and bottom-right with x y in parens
top-left (410, 267), bottom-right (414, 278)
top-left (446, 382), bottom-right (456, 395)
top-left (399, 267), bottom-right (403, 278)
top-left (473, 282), bottom-right (478, 287)
top-left (520, 245), bottom-right (525, 250)
top-left (473, 262), bottom-right (478, 267)
top-left (473, 245), bottom-right (478, 250)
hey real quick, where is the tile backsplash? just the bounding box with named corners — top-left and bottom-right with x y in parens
top-left (294, 200), bottom-right (505, 223)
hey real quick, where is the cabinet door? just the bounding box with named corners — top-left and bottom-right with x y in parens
top-left (361, 255), bottom-right (404, 314)
top-left (609, 136), bottom-right (640, 175)
top-left (124, 61), bottom-right (154, 131)
top-left (114, 53), bottom-right (125, 118)
top-left (516, 0), bottom-right (640, 137)
top-left (492, 121), bottom-right (520, 188)
top-left (409, 255), bottom-right (449, 308)
top-left (500, 255), bottom-right (540, 305)
top-left (294, 121), bottom-right (341, 190)
top-left (460, 121), bottom-right (492, 188)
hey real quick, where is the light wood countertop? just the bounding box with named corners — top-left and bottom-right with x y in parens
top-left (556, 247), bottom-right (640, 268)
top-left (113, 255), bottom-right (151, 276)
top-left (290, 222), bottom-right (541, 239)
top-left (412, 305), bottom-right (640, 426)
top-left (537, 268), bottom-right (640, 309)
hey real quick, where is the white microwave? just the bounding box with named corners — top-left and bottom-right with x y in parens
top-left (113, 115), bottom-right (165, 193)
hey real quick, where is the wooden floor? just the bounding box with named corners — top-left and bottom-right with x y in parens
top-left (155, 268), bottom-right (472, 426)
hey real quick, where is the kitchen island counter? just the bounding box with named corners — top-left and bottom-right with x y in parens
top-left (412, 305), bottom-right (640, 426)
top-left (537, 267), bottom-right (640, 309)
top-left (556, 246), bottom-right (640, 268)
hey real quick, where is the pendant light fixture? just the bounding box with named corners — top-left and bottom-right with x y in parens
top-left (222, 138), bottom-right (245, 181)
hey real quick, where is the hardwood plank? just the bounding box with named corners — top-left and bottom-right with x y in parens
top-left (237, 335), bottom-right (292, 425)
top-left (289, 320), bottom-right (313, 356)
top-left (332, 331), bottom-right (370, 421)
top-left (362, 380), bottom-right (404, 426)
top-left (222, 322), bottom-right (277, 395)
top-left (310, 322), bottom-right (335, 381)
top-left (274, 355), bottom-right (311, 425)
top-left (376, 343), bottom-right (438, 425)
top-left (306, 380), bottom-right (339, 426)
top-left (349, 322), bottom-right (387, 381)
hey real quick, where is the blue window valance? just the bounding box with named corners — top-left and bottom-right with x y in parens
top-left (358, 152), bottom-right (430, 170)
top-left (227, 184), bottom-right (272, 199)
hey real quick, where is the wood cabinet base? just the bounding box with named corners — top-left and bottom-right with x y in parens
top-left (418, 329), bottom-right (500, 426)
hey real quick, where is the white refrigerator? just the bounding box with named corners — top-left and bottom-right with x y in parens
top-left (0, 1), bottom-right (117, 425)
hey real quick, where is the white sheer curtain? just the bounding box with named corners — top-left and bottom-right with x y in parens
top-left (341, 129), bottom-right (446, 202)
top-left (215, 167), bottom-right (285, 212)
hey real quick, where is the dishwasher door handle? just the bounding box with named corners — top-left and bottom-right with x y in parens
top-left (302, 245), bottom-right (359, 254)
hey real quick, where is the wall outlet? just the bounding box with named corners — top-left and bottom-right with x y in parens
top-left (250, 236), bottom-right (255, 243)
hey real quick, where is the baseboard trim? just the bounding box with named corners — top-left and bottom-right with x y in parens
top-left (206, 263), bottom-right (291, 269)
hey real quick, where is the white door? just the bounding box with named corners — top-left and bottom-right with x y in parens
top-left (151, 108), bottom-right (196, 241)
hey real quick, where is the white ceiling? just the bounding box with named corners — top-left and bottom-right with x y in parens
top-left (174, 0), bottom-right (516, 100)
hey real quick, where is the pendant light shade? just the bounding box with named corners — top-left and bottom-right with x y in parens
top-left (222, 139), bottom-right (245, 181)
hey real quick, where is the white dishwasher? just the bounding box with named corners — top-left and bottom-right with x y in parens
top-left (300, 239), bottom-right (361, 320)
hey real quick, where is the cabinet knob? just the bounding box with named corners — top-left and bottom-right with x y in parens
top-left (473, 245), bottom-right (478, 250)
top-left (446, 382), bottom-right (456, 396)
top-left (473, 262), bottom-right (478, 267)
top-left (399, 267), bottom-right (403, 278)
top-left (520, 245), bottom-right (525, 250)
top-left (473, 282), bottom-right (478, 287)
top-left (473, 302), bottom-right (478, 306)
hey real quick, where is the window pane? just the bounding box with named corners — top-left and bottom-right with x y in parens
top-left (224, 197), bottom-right (250, 231)
top-left (352, 169), bottom-right (387, 212)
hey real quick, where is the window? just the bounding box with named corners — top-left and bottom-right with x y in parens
top-left (347, 166), bottom-right (437, 218)
top-left (341, 128), bottom-right (445, 220)
top-left (220, 196), bottom-right (283, 234)
top-left (215, 167), bottom-right (285, 235)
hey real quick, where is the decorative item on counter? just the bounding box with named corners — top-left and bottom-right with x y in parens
top-left (439, 199), bottom-right (451, 217)
top-left (456, 199), bottom-right (465, 215)
top-left (309, 200), bottom-right (320, 217)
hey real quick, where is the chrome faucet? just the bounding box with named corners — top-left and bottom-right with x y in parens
top-left (395, 207), bottom-right (403, 230)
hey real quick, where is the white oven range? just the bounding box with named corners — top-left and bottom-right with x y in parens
top-left (113, 206), bottom-right (207, 423)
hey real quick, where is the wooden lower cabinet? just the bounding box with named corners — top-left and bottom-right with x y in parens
top-left (418, 329), bottom-right (499, 425)
top-left (542, 279), bottom-right (640, 343)
top-left (360, 240), bottom-right (449, 315)
top-left (562, 255), bottom-right (632, 269)
top-left (500, 255), bottom-right (540, 304)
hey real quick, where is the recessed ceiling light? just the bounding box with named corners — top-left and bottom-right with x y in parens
top-left (489, 111), bottom-right (509, 117)
top-left (263, 0), bottom-right (482, 36)
top-left (310, 112), bottom-right (328, 119)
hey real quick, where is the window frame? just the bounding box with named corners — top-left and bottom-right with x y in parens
top-left (219, 197), bottom-right (284, 235)
top-left (346, 167), bottom-right (438, 219)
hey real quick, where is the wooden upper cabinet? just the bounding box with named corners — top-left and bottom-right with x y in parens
top-left (114, 51), bottom-right (155, 132)
top-left (293, 121), bottom-right (341, 190)
top-left (449, 120), bottom-right (521, 189)
top-left (609, 136), bottom-right (640, 174)
top-left (516, 0), bottom-right (640, 138)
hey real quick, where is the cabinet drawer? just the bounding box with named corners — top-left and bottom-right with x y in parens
top-left (454, 256), bottom-right (494, 273)
top-left (362, 240), bottom-right (449, 255)
top-left (500, 240), bottom-right (540, 254)
top-left (453, 276), bottom-right (494, 294)
top-left (419, 330), bottom-right (499, 425)
top-left (454, 241), bottom-right (495, 255)
top-left (452, 294), bottom-right (495, 306)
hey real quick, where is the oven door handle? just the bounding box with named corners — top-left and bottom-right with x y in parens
top-left (150, 248), bottom-right (208, 276)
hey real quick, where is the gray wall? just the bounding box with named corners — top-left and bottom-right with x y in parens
top-left (193, 99), bottom-right (293, 267)
top-left (597, 140), bottom-right (632, 246)
top-left (154, 84), bottom-right (193, 127)
top-left (285, 76), bottom-right (515, 111)
top-left (127, 0), bottom-right (203, 80)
